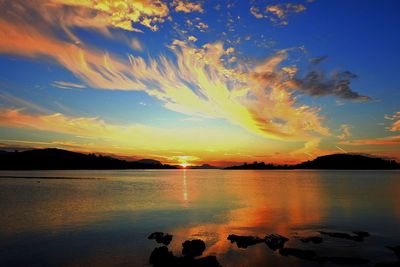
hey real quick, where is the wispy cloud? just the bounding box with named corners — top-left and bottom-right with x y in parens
top-left (1, 1), bottom-right (373, 143)
top-left (266, 3), bottom-right (306, 25)
top-left (385, 111), bottom-right (400, 131)
top-left (49, 0), bottom-right (169, 32)
top-left (250, 7), bottom-right (264, 19)
top-left (172, 0), bottom-right (204, 13)
top-left (188, 35), bottom-right (198, 42)
top-left (337, 124), bottom-right (351, 140)
top-left (0, 14), bottom-right (330, 142)
top-left (130, 38), bottom-right (144, 51)
top-left (340, 135), bottom-right (400, 146)
top-left (52, 81), bottom-right (86, 90)
top-left (131, 41), bottom-right (330, 140)
top-left (250, 2), bottom-right (307, 26)
top-left (0, 92), bottom-right (49, 114)
top-left (389, 120), bottom-right (400, 132)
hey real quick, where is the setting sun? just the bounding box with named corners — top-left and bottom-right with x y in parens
top-left (180, 163), bottom-right (188, 168)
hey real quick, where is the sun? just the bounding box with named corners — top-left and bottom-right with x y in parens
top-left (180, 163), bottom-right (188, 168)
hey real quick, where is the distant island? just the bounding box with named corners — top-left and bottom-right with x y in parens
top-left (0, 148), bottom-right (399, 170)
top-left (225, 154), bottom-right (400, 170)
top-left (0, 148), bottom-right (176, 170)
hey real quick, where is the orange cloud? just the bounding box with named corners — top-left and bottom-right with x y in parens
top-left (172, 0), bottom-right (203, 13)
top-left (0, 17), bottom-right (329, 142)
top-left (0, 18), bottom-right (142, 90)
top-left (130, 38), bottom-right (144, 51)
top-left (250, 2), bottom-right (308, 26)
top-left (390, 120), bottom-right (400, 132)
top-left (0, 2), bottom-right (330, 144)
top-left (337, 124), bottom-right (352, 140)
top-left (385, 111), bottom-right (400, 132)
top-left (49, 0), bottom-right (169, 32)
top-left (250, 7), bottom-right (264, 19)
top-left (340, 135), bottom-right (400, 145)
top-left (266, 3), bottom-right (306, 25)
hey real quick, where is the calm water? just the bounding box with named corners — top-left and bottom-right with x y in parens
top-left (0, 170), bottom-right (399, 266)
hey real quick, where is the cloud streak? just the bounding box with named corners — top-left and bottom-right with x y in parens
top-left (49, 0), bottom-right (170, 32)
top-left (52, 81), bottom-right (86, 89)
top-left (0, 2), bottom-right (336, 142)
top-left (385, 111), bottom-right (400, 132)
top-left (172, 0), bottom-right (203, 13)
top-left (337, 124), bottom-right (351, 140)
top-left (340, 135), bottom-right (400, 146)
top-left (0, 14), bottom-right (330, 141)
top-left (250, 2), bottom-right (307, 26)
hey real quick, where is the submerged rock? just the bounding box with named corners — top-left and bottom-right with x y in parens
top-left (182, 239), bottom-right (206, 258)
top-left (386, 246), bottom-right (400, 259)
top-left (375, 262), bottom-right (400, 267)
top-left (149, 241), bottom-right (221, 267)
top-left (148, 232), bottom-right (173, 245)
top-left (317, 256), bottom-right (369, 265)
top-left (265, 234), bottom-right (289, 250)
top-left (279, 247), bottom-right (316, 260)
top-left (353, 231), bottom-right (370, 238)
top-left (176, 256), bottom-right (221, 267)
top-left (227, 234), bottom-right (264, 248)
top-left (319, 231), bottom-right (364, 241)
top-left (149, 246), bottom-right (175, 266)
top-left (300, 236), bottom-right (323, 244)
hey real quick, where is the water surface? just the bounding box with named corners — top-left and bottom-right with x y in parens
top-left (1, 170), bottom-right (399, 266)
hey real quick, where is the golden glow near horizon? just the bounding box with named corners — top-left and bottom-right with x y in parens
top-left (0, 0), bottom-right (399, 166)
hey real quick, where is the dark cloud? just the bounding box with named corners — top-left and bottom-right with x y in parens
top-left (309, 55), bottom-right (328, 64)
top-left (293, 70), bottom-right (371, 101)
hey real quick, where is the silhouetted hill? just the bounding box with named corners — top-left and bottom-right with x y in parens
top-left (0, 148), bottom-right (177, 170)
top-left (226, 154), bottom-right (400, 170)
top-left (136, 159), bottom-right (162, 165)
top-left (225, 161), bottom-right (291, 170)
top-left (188, 164), bottom-right (220, 169)
top-left (294, 154), bottom-right (400, 170)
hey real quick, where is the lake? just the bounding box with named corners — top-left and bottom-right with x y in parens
top-left (0, 170), bottom-right (399, 266)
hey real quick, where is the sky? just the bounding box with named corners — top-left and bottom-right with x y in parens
top-left (0, 0), bottom-right (399, 167)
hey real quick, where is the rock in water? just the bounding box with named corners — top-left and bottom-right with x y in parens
top-left (317, 256), bottom-right (369, 265)
top-left (386, 246), bottom-right (400, 259)
top-left (227, 234), bottom-right (264, 248)
top-left (265, 234), bottom-right (289, 250)
top-left (182, 239), bottom-right (206, 258)
top-left (149, 246), bottom-right (175, 265)
top-left (375, 262), bottom-right (400, 267)
top-left (191, 256), bottom-right (221, 267)
top-left (279, 247), bottom-right (316, 260)
top-left (353, 231), bottom-right (370, 238)
top-left (148, 232), bottom-right (173, 245)
top-left (301, 236), bottom-right (323, 244)
top-left (319, 231), bottom-right (363, 241)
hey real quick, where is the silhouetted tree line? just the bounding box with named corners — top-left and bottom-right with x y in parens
top-left (0, 148), bottom-right (177, 170)
top-left (225, 154), bottom-right (400, 170)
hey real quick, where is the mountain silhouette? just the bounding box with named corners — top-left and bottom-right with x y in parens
top-left (225, 154), bottom-right (400, 170)
top-left (187, 164), bottom-right (220, 169)
top-left (0, 148), bottom-right (176, 170)
top-left (294, 154), bottom-right (400, 170)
